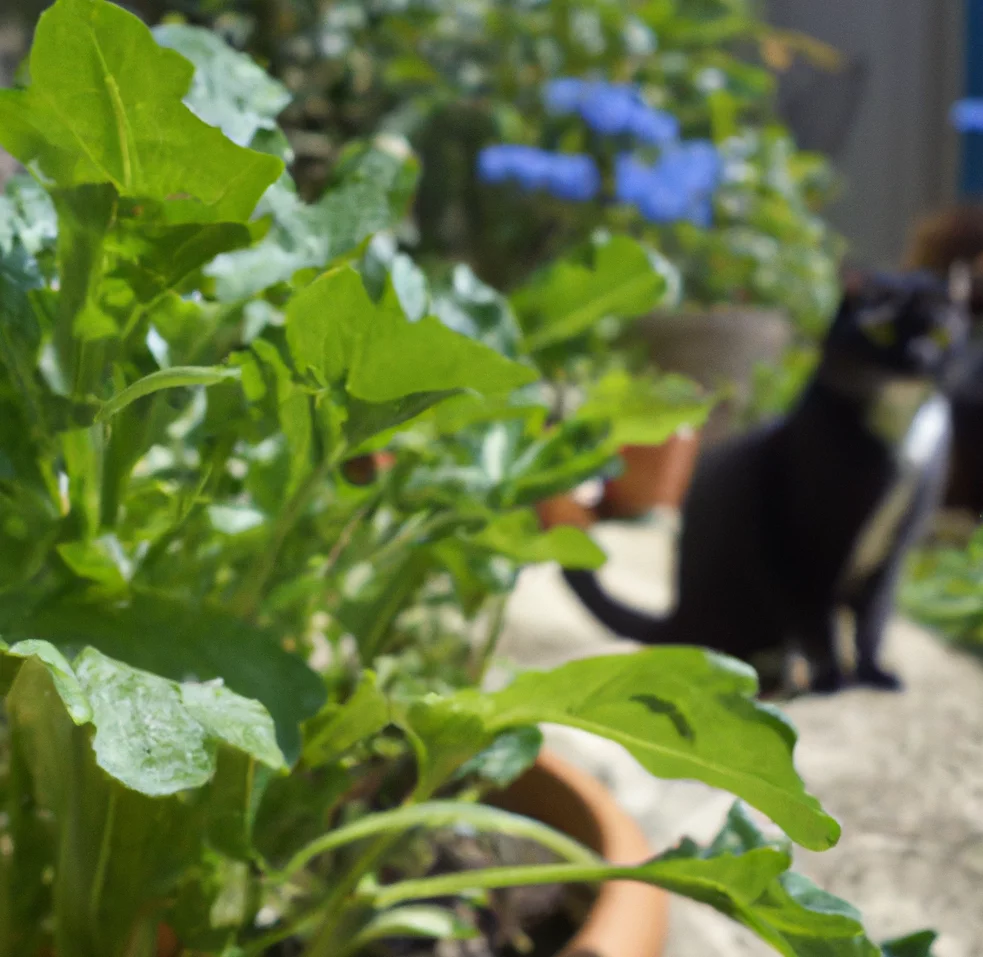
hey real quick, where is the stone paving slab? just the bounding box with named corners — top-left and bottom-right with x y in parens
top-left (495, 517), bottom-right (983, 957)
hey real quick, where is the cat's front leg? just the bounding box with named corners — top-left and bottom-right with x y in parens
top-left (798, 613), bottom-right (844, 694)
top-left (851, 567), bottom-right (904, 692)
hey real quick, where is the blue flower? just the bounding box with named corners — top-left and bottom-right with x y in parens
top-left (545, 154), bottom-right (601, 201)
top-left (952, 99), bottom-right (983, 132)
top-left (477, 145), bottom-right (519, 184)
top-left (637, 174), bottom-right (692, 224)
top-left (614, 154), bottom-right (653, 205)
top-left (656, 141), bottom-right (721, 196)
top-left (509, 147), bottom-right (555, 190)
top-left (627, 104), bottom-right (680, 146)
top-left (578, 82), bottom-right (639, 136)
top-left (544, 77), bottom-right (587, 115)
top-left (477, 145), bottom-right (599, 201)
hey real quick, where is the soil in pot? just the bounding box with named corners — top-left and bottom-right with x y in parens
top-left (262, 752), bottom-right (668, 957)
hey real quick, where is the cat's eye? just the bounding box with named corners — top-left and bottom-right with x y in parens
top-left (857, 304), bottom-right (896, 345)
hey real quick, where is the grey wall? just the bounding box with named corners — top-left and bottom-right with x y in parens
top-left (767, 0), bottom-right (965, 268)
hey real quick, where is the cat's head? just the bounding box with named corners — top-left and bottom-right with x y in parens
top-left (825, 270), bottom-right (969, 382)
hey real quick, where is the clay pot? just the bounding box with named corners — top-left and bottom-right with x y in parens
top-left (104, 752), bottom-right (667, 957)
top-left (535, 494), bottom-right (598, 531)
top-left (341, 451), bottom-right (397, 486)
top-left (598, 431), bottom-right (701, 520)
top-left (156, 925), bottom-right (180, 957)
top-left (492, 749), bottom-right (670, 957)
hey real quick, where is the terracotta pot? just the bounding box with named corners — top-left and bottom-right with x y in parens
top-left (598, 431), bottom-right (701, 520)
top-left (535, 494), bottom-right (598, 531)
top-left (633, 307), bottom-right (791, 446)
top-left (156, 925), bottom-right (180, 957)
top-left (492, 749), bottom-right (670, 957)
top-left (341, 451), bottom-right (397, 486)
top-left (100, 753), bottom-right (666, 957)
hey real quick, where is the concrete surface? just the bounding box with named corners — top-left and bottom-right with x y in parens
top-left (495, 514), bottom-right (983, 957)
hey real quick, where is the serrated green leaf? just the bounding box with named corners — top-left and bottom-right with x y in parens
top-left (303, 672), bottom-right (391, 768)
top-left (405, 650), bottom-right (838, 851)
top-left (286, 265), bottom-right (535, 402)
top-left (404, 696), bottom-right (494, 801)
top-left (0, 0), bottom-right (281, 220)
top-left (513, 236), bottom-right (670, 352)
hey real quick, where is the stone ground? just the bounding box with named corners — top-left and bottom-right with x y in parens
top-left (494, 515), bottom-right (983, 957)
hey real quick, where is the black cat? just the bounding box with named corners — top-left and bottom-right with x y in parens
top-left (563, 272), bottom-right (969, 693)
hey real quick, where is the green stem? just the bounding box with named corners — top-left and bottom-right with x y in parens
top-left (301, 834), bottom-right (397, 957)
top-left (279, 801), bottom-right (600, 883)
top-left (470, 593), bottom-right (509, 684)
top-left (89, 788), bottom-right (118, 924)
top-left (374, 860), bottom-right (641, 910)
top-left (235, 453), bottom-right (339, 619)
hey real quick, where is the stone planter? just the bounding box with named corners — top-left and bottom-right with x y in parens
top-left (633, 307), bottom-right (792, 445)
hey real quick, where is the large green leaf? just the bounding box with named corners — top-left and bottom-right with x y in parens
top-left (2, 649), bottom-right (259, 957)
top-left (512, 236), bottom-right (671, 352)
top-left (616, 805), bottom-right (879, 957)
top-left (373, 803), bottom-right (878, 957)
top-left (286, 265), bottom-right (537, 404)
top-left (303, 671), bottom-right (391, 768)
top-left (404, 650), bottom-right (838, 851)
top-left (0, 641), bottom-right (285, 795)
top-left (0, 0), bottom-right (281, 221)
top-left (467, 509), bottom-right (605, 569)
top-left (575, 370), bottom-right (714, 448)
top-left (0, 593), bottom-right (325, 764)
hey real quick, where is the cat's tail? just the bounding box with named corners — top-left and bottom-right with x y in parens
top-left (561, 568), bottom-right (672, 644)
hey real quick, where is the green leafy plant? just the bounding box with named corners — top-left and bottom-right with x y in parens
top-left (902, 525), bottom-right (983, 654)
top-left (0, 3), bottom-right (932, 957)
top-left (129, 0), bottom-right (843, 334)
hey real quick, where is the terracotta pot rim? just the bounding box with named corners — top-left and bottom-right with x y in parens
top-left (492, 749), bottom-right (670, 957)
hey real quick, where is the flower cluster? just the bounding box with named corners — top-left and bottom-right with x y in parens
top-left (477, 145), bottom-right (602, 201)
top-left (952, 99), bottom-right (983, 132)
top-left (477, 78), bottom-right (722, 227)
top-left (615, 142), bottom-right (721, 226)
top-left (544, 77), bottom-right (680, 145)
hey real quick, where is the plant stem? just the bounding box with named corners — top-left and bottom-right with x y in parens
top-left (89, 787), bottom-right (118, 924)
top-left (469, 592), bottom-right (509, 684)
top-left (236, 454), bottom-right (337, 619)
top-left (301, 834), bottom-right (397, 957)
top-left (373, 860), bottom-right (644, 910)
top-left (279, 800), bottom-right (600, 882)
